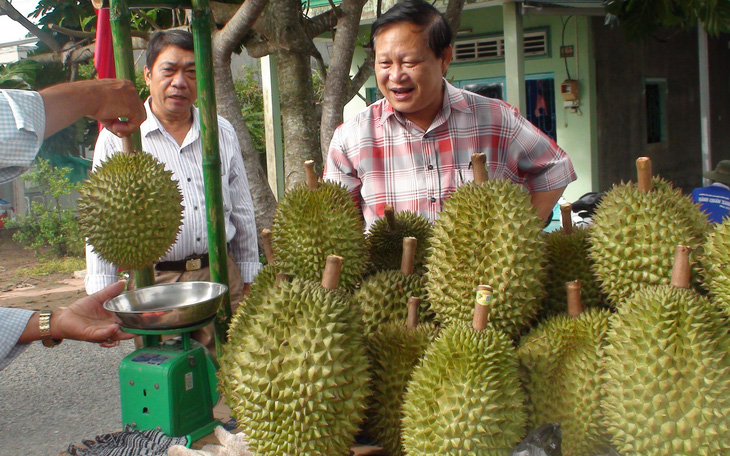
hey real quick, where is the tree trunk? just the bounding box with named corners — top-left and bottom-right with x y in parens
top-left (319, 0), bottom-right (371, 162)
top-left (269, 0), bottom-right (322, 187)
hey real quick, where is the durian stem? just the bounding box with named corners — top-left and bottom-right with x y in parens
top-left (566, 280), bottom-right (583, 317)
top-left (473, 285), bottom-right (492, 331)
top-left (304, 160), bottom-right (319, 190)
top-left (471, 153), bottom-right (489, 184)
top-left (384, 204), bottom-right (396, 230)
top-left (261, 228), bottom-right (275, 264)
top-left (275, 273), bottom-right (290, 285)
top-left (122, 136), bottom-right (135, 154)
top-left (560, 203), bottom-right (573, 234)
top-left (407, 297), bottom-right (421, 330)
top-left (400, 237), bottom-right (417, 275)
top-left (321, 255), bottom-right (344, 290)
top-left (670, 245), bottom-right (691, 289)
top-left (636, 157), bottom-right (653, 193)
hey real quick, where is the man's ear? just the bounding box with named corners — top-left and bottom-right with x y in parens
top-left (441, 44), bottom-right (453, 75)
top-left (143, 66), bottom-right (151, 86)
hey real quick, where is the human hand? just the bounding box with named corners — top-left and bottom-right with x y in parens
top-left (50, 281), bottom-right (134, 345)
top-left (91, 79), bottom-right (147, 137)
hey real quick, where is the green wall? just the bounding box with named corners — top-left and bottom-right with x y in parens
top-left (343, 5), bottom-right (597, 203)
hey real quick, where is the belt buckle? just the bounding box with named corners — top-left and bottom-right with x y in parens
top-left (185, 258), bottom-right (202, 271)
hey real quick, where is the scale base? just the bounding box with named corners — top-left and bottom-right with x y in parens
top-left (119, 335), bottom-right (220, 445)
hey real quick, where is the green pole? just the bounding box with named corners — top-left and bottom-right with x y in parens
top-left (190, 0), bottom-right (232, 358)
top-left (108, 0), bottom-right (155, 290)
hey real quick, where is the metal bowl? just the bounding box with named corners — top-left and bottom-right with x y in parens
top-left (104, 281), bottom-right (228, 330)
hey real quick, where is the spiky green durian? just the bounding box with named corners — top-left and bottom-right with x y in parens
top-left (218, 277), bottom-right (371, 455)
top-left (401, 322), bottom-right (527, 455)
top-left (77, 151), bottom-right (183, 271)
top-left (426, 179), bottom-right (547, 336)
top-left (602, 285), bottom-right (730, 455)
top-left (701, 218), bottom-right (730, 314)
top-left (355, 271), bottom-right (432, 335)
top-left (367, 210), bottom-right (432, 274)
top-left (542, 227), bottom-right (604, 316)
top-left (272, 181), bottom-right (367, 290)
top-left (364, 320), bottom-right (439, 456)
top-left (518, 308), bottom-right (612, 456)
top-left (588, 177), bottom-right (708, 308)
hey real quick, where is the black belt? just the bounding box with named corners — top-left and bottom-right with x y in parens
top-left (156, 254), bottom-right (209, 272)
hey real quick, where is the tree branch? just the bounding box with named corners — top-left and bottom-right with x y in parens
top-left (0, 0), bottom-right (61, 52)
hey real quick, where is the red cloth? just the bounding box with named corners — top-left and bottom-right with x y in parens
top-left (94, 8), bottom-right (116, 131)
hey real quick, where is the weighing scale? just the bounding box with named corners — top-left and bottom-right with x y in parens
top-left (105, 282), bottom-right (227, 443)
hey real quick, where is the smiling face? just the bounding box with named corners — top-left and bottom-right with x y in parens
top-left (374, 21), bottom-right (452, 130)
top-left (144, 45), bottom-right (196, 123)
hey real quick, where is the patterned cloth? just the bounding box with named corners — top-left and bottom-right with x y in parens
top-left (85, 99), bottom-right (260, 294)
top-left (324, 80), bottom-right (577, 230)
top-left (67, 425), bottom-right (188, 456)
top-left (0, 89), bottom-right (46, 184)
top-left (0, 307), bottom-right (35, 372)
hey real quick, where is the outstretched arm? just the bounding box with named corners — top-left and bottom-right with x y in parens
top-left (39, 79), bottom-right (145, 138)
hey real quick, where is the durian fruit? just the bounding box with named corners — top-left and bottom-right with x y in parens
top-left (541, 204), bottom-right (604, 317)
top-left (402, 286), bottom-right (528, 455)
top-left (218, 255), bottom-right (371, 455)
top-left (77, 151), bottom-right (183, 271)
top-left (518, 280), bottom-right (612, 456)
top-left (602, 245), bottom-right (730, 455)
top-left (700, 218), bottom-right (730, 315)
top-left (272, 161), bottom-right (367, 290)
top-left (364, 297), bottom-right (439, 456)
top-left (366, 204), bottom-right (432, 274)
top-left (588, 157), bottom-right (708, 308)
top-left (238, 228), bottom-right (279, 307)
top-left (426, 153), bottom-right (547, 336)
top-left (356, 237), bottom-right (432, 335)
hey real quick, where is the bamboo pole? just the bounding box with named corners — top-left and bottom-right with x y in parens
top-left (109, 0), bottom-right (154, 290)
top-left (191, 0), bottom-right (231, 358)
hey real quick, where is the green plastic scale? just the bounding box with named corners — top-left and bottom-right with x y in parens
top-left (118, 318), bottom-right (220, 443)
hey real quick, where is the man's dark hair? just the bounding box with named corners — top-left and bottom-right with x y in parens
top-left (146, 30), bottom-right (194, 68)
top-left (370, 0), bottom-right (452, 57)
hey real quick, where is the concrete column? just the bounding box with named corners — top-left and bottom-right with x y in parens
top-left (502, 1), bottom-right (526, 114)
top-left (261, 55), bottom-right (285, 200)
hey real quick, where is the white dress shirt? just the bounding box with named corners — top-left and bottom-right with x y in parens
top-left (0, 90), bottom-right (45, 184)
top-left (0, 89), bottom-right (46, 370)
top-left (85, 99), bottom-right (260, 293)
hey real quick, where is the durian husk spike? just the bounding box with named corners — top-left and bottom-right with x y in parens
top-left (670, 245), bottom-right (691, 289)
top-left (560, 203), bottom-right (574, 234)
top-left (636, 157), bottom-right (653, 193)
top-left (473, 285), bottom-right (492, 330)
top-left (384, 204), bottom-right (396, 230)
top-left (407, 296), bottom-right (421, 329)
top-left (566, 280), bottom-right (583, 317)
top-left (322, 255), bottom-right (344, 290)
top-left (261, 228), bottom-right (275, 264)
top-left (400, 237), bottom-right (418, 275)
top-left (471, 153), bottom-right (488, 184)
top-left (304, 160), bottom-right (319, 190)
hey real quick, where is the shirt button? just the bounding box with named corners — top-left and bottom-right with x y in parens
top-left (431, 197), bottom-right (437, 203)
top-left (196, 237), bottom-right (201, 242)
top-left (428, 164), bottom-right (434, 170)
top-left (194, 206), bottom-right (198, 210)
top-left (187, 177), bottom-right (192, 182)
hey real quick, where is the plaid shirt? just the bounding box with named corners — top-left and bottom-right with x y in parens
top-left (0, 90), bottom-right (45, 184)
top-left (324, 81), bottom-right (577, 230)
top-left (0, 308), bottom-right (35, 372)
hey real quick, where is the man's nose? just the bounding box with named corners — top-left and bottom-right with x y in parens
top-left (171, 70), bottom-right (187, 87)
top-left (389, 63), bottom-right (408, 82)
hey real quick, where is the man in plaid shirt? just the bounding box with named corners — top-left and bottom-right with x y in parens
top-left (324, 0), bottom-right (577, 231)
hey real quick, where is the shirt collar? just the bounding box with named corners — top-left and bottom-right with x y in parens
top-left (711, 182), bottom-right (730, 190)
top-left (379, 79), bottom-right (473, 128)
top-left (141, 98), bottom-right (199, 141)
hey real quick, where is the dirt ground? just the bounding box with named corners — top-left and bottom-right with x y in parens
top-left (0, 229), bottom-right (86, 311)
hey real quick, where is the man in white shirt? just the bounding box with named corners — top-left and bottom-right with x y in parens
top-left (84, 30), bottom-right (259, 351)
top-left (0, 79), bottom-right (143, 371)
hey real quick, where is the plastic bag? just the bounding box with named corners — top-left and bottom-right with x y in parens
top-left (510, 423), bottom-right (562, 456)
